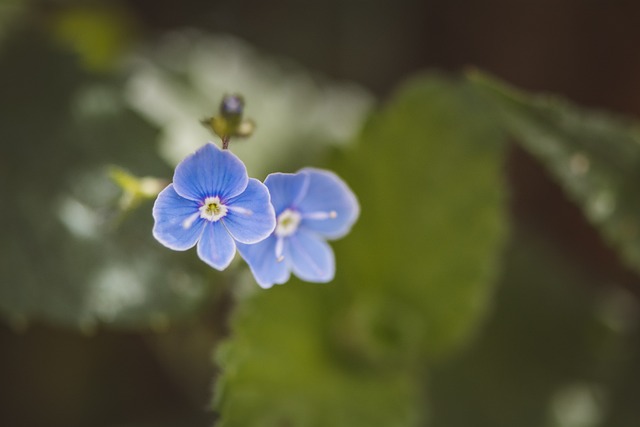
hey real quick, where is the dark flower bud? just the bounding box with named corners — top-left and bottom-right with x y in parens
top-left (201, 94), bottom-right (254, 149)
top-left (220, 94), bottom-right (245, 118)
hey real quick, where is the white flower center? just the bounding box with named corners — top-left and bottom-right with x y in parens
top-left (275, 209), bottom-right (302, 237)
top-left (199, 196), bottom-right (228, 222)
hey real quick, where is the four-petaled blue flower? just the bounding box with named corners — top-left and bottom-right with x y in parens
top-left (152, 143), bottom-right (276, 270)
top-left (237, 169), bottom-right (359, 288)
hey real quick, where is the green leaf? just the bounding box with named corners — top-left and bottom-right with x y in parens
top-left (332, 74), bottom-right (508, 362)
top-left (0, 30), bottom-right (215, 331)
top-left (468, 70), bottom-right (640, 275)
top-left (214, 73), bottom-right (508, 426)
top-left (215, 285), bottom-right (422, 427)
top-left (429, 227), bottom-right (613, 427)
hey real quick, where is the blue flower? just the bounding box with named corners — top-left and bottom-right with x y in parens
top-left (237, 168), bottom-right (359, 288)
top-left (152, 143), bottom-right (276, 270)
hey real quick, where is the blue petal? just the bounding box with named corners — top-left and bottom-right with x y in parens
top-left (296, 168), bottom-right (360, 239)
top-left (152, 184), bottom-right (205, 250)
top-left (264, 172), bottom-right (310, 214)
top-left (237, 237), bottom-right (290, 288)
top-left (223, 178), bottom-right (276, 244)
top-left (288, 230), bottom-right (335, 283)
top-left (196, 222), bottom-right (236, 270)
top-left (173, 143), bottom-right (249, 202)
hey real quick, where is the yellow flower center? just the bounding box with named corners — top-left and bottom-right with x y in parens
top-left (275, 209), bottom-right (302, 237)
top-left (199, 196), bottom-right (228, 222)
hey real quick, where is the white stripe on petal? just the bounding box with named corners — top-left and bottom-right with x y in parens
top-left (227, 205), bottom-right (253, 216)
top-left (302, 210), bottom-right (337, 220)
top-left (275, 237), bottom-right (285, 262)
top-left (182, 211), bottom-right (201, 229)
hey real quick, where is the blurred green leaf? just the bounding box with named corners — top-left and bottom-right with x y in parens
top-left (215, 285), bottom-right (422, 427)
top-left (109, 166), bottom-right (166, 211)
top-left (429, 227), bottom-right (617, 427)
top-left (332, 74), bottom-right (508, 362)
top-left (214, 74), bottom-right (508, 426)
top-left (51, 4), bottom-right (137, 72)
top-left (0, 30), bottom-right (216, 331)
top-left (468, 70), bottom-right (640, 276)
top-left (124, 32), bottom-right (374, 178)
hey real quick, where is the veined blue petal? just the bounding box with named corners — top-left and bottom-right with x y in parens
top-left (223, 179), bottom-right (276, 244)
top-left (296, 168), bottom-right (359, 239)
top-left (237, 237), bottom-right (290, 289)
top-left (173, 143), bottom-right (248, 202)
top-left (264, 172), bottom-right (310, 214)
top-left (197, 222), bottom-right (236, 270)
top-left (152, 184), bottom-right (205, 250)
top-left (288, 230), bottom-right (335, 283)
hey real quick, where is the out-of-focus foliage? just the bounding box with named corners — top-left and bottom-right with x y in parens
top-left (0, 31), bottom-right (212, 330)
top-left (51, 4), bottom-right (137, 72)
top-left (0, 27), bottom-right (373, 333)
top-left (109, 166), bottom-right (166, 211)
top-left (125, 32), bottom-right (374, 177)
top-left (469, 71), bottom-right (640, 277)
top-left (214, 75), bottom-right (508, 427)
top-left (213, 70), bottom-right (640, 426)
top-left (331, 76), bottom-right (507, 361)
top-left (429, 228), bottom-right (624, 427)
top-left (0, 0), bottom-right (26, 44)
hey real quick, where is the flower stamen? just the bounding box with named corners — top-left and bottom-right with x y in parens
top-left (199, 196), bottom-right (228, 222)
top-left (274, 209), bottom-right (302, 238)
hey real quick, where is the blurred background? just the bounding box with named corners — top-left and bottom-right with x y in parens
top-left (2, 1), bottom-right (640, 426)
